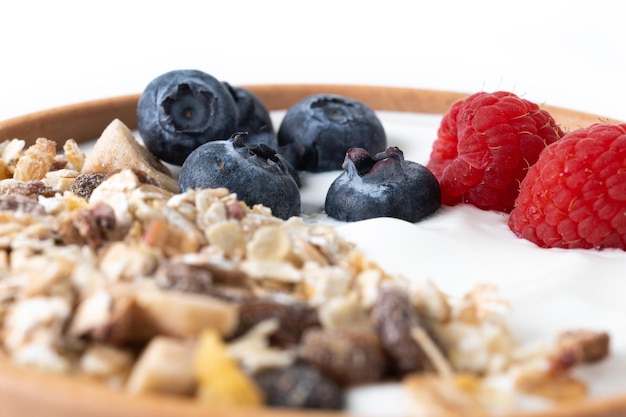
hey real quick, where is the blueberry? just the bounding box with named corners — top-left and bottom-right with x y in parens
top-left (223, 82), bottom-right (277, 148)
top-left (137, 69), bottom-right (238, 166)
top-left (179, 132), bottom-right (301, 220)
top-left (324, 147), bottom-right (441, 222)
top-left (277, 94), bottom-right (387, 172)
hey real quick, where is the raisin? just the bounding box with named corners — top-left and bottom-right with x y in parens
top-left (70, 172), bottom-right (108, 201)
top-left (58, 202), bottom-right (116, 249)
top-left (2, 180), bottom-right (57, 198)
top-left (371, 285), bottom-right (434, 376)
top-left (299, 327), bottom-right (387, 386)
top-left (253, 362), bottom-right (343, 410)
top-left (0, 194), bottom-right (45, 215)
top-left (235, 298), bottom-right (320, 347)
top-left (156, 260), bottom-right (214, 294)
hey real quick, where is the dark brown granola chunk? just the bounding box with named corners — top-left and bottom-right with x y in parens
top-left (253, 362), bottom-right (343, 410)
top-left (1, 180), bottom-right (58, 198)
top-left (58, 202), bottom-right (117, 249)
top-left (156, 260), bottom-right (214, 294)
top-left (371, 285), bottom-right (434, 376)
top-left (549, 329), bottom-right (610, 374)
top-left (234, 297), bottom-right (320, 347)
top-left (299, 327), bottom-right (388, 386)
top-left (0, 194), bottom-right (45, 215)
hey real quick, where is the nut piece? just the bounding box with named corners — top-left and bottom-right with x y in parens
top-left (14, 138), bottom-right (56, 181)
top-left (134, 288), bottom-right (239, 339)
top-left (81, 119), bottom-right (179, 193)
top-left (126, 336), bottom-right (196, 396)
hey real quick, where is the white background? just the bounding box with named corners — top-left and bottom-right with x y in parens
top-left (0, 0), bottom-right (625, 122)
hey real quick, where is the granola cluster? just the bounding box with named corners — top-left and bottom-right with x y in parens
top-left (0, 120), bottom-right (611, 413)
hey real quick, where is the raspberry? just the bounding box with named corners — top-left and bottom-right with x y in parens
top-left (509, 123), bottom-right (626, 249)
top-left (427, 91), bottom-right (565, 212)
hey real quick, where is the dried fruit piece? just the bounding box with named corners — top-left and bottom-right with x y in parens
top-left (299, 327), bottom-right (387, 386)
top-left (371, 285), bottom-right (434, 376)
top-left (194, 328), bottom-right (263, 407)
top-left (156, 260), bottom-right (214, 294)
top-left (69, 172), bottom-right (108, 201)
top-left (253, 362), bottom-right (343, 410)
top-left (235, 298), bottom-right (319, 347)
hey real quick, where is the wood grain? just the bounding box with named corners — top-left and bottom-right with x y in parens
top-left (0, 84), bottom-right (623, 417)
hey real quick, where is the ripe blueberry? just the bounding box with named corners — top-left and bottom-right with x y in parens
top-left (137, 69), bottom-right (238, 166)
top-left (179, 132), bottom-right (301, 220)
top-left (223, 82), bottom-right (278, 148)
top-left (324, 147), bottom-right (441, 222)
top-left (277, 94), bottom-right (387, 172)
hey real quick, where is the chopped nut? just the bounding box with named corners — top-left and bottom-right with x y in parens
top-left (14, 138), bottom-right (56, 181)
top-left (134, 288), bottom-right (239, 339)
top-left (63, 138), bottom-right (85, 171)
top-left (126, 336), bottom-right (196, 396)
top-left (81, 119), bottom-right (178, 193)
top-left (80, 344), bottom-right (134, 381)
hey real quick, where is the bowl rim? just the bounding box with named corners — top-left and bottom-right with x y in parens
top-left (0, 83), bottom-right (623, 417)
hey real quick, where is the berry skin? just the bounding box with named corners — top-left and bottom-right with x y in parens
top-left (277, 94), bottom-right (387, 172)
top-left (223, 82), bottom-right (278, 148)
top-left (509, 123), bottom-right (626, 249)
top-left (137, 69), bottom-right (238, 166)
top-left (427, 91), bottom-right (565, 212)
top-left (179, 132), bottom-right (301, 220)
top-left (324, 147), bottom-right (441, 222)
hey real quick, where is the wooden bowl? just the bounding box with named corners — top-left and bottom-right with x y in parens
top-left (0, 84), bottom-right (623, 417)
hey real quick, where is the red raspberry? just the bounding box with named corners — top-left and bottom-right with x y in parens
top-left (427, 91), bottom-right (564, 212)
top-left (509, 123), bottom-right (626, 249)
